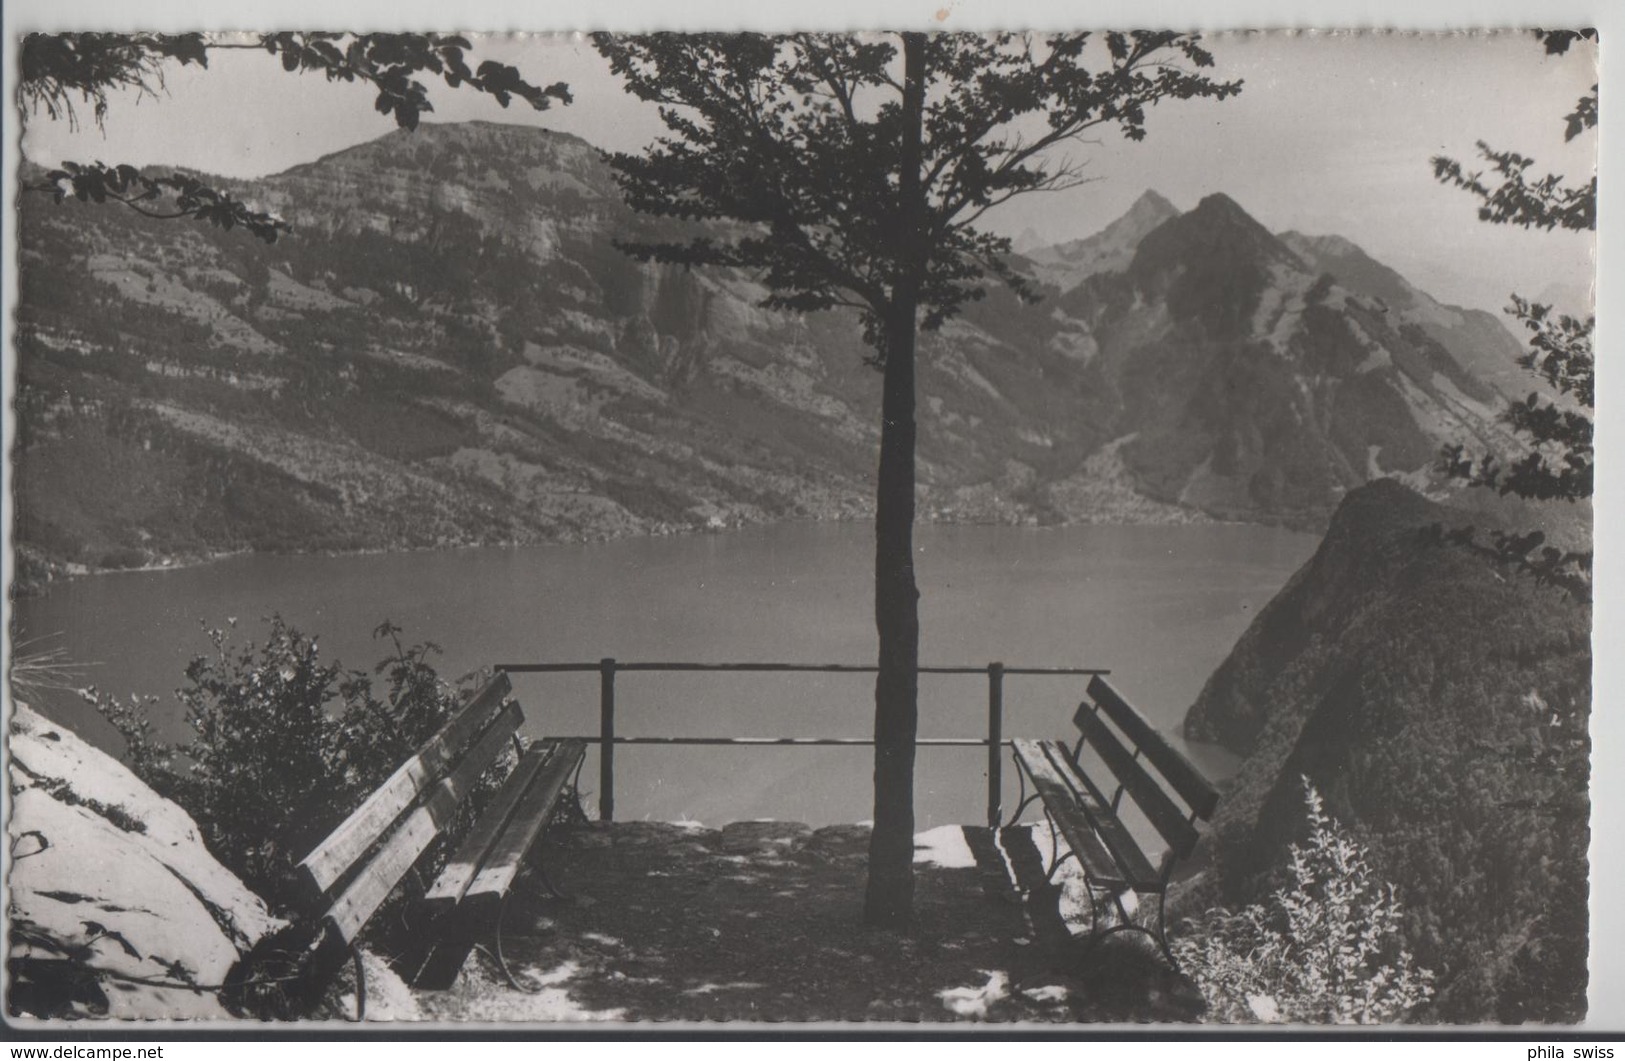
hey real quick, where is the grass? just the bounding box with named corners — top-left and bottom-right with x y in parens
top-left (8, 636), bottom-right (94, 702)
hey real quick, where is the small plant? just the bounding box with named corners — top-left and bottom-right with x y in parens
top-left (1174, 779), bottom-right (1435, 1024)
top-left (7, 633), bottom-right (93, 702)
top-left (82, 617), bottom-right (480, 907)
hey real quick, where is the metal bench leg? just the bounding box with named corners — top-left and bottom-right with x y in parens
top-left (481, 812), bottom-right (577, 993)
top-left (1075, 886), bottom-right (1130, 956)
top-left (1005, 756), bottom-right (1037, 828)
top-left (1077, 899), bottom-right (1106, 956)
top-left (1044, 845), bottom-right (1079, 885)
top-left (1072, 888), bottom-right (1181, 970)
top-left (565, 755), bottom-right (589, 826)
top-left (1041, 806), bottom-right (1063, 874)
top-left (534, 847), bottom-right (571, 901)
top-left (1080, 879), bottom-right (1102, 939)
top-left (351, 946), bottom-right (366, 1022)
top-left (1151, 888), bottom-right (1179, 970)
top-left (490, 892), bottom-right (544, 995)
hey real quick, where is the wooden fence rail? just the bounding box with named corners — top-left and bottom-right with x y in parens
top-left (494, 659), bottom-right (1110, 828)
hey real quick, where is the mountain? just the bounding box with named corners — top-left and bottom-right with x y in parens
top-left (1279, 230), bottom-right (1534, 400)
top-left (13, 124), bottom-right (1533, 582)
top-left (1180, 479), bottom-right (1591, 1023)
top-left (1021, 190), bottom-right (1180, 292)
top-left (1037, 192), bottom-right (1529, 528)
top-left (13, 123), bottom-right (1125, 584)
top-left (1534, 280), bottom-right (1594, 321)
top-left (1010, 226), bottom-right (1048, 256)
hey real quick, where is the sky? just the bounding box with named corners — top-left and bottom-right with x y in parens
top-left (16, 29), bottom-right (1597, 316)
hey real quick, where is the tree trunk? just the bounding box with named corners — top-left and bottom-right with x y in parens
top-left (863, 31), bottom-right (927, 930)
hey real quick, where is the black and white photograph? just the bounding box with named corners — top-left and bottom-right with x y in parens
top-left (2, 0), bottom-right (1609, 1031)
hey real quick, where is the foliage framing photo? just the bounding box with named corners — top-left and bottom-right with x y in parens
top-left (18, 32), bottom-right (570, 242)
top-left (591, 30), bottom-right (1241, 927)
top-left (1432, 29), bottom-right (1596, 592)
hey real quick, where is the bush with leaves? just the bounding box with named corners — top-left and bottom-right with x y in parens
top-left (1432, 29), bottom-right (1595, 597)
top-left (1174, 780), bottom-right (1435, 1024)
top-left (83, 617), bottom-right (487, 906)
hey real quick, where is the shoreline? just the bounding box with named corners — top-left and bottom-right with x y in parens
top-left (10, 499), bottom-right (1308, 601)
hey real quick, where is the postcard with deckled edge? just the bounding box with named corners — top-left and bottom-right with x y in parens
top-left (2, 10), bottom-right (1607, 1031)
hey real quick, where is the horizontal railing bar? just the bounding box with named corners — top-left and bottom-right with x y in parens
top-left (560, 736), bottom-right (1004, 747)
top-left (497, 662), bottom-right (1108, 676)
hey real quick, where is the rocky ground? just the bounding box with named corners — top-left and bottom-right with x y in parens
top-left (405, 819), bottom-right (1203, 1025)
top-left (9, 702), bottom-right (1202, 1026)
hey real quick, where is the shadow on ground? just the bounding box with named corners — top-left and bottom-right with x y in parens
top-left (412, 821), bottom-right (1203, 1024)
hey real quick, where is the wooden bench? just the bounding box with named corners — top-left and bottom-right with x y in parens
top-left (1007, 675), bottom-right (1219, 967)
top-left (292, 670), bottom-right (586, 1014)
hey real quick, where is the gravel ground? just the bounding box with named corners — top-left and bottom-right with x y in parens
top-left (412, 820), bottom-right (1203, 1026)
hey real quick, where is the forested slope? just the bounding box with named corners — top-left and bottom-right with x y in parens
top-left (1183, 479), bottom-right (1591, 1022)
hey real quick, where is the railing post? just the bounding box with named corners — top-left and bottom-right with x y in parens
top-left (987, 661), bottom-right (1004, 828)
top-left (599, 657), bottom-right (616, 822)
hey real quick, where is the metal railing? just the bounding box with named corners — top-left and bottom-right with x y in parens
top-left (495, 659), bottom-right (1109, 827)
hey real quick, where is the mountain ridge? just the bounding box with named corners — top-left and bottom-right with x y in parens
top-left (14, 121), bottom-right (1535, 584)
top-left (1020, 189), bottom-right (1180, 291)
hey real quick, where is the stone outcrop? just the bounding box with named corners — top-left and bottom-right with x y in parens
top-left (1180, 479), bottom-right (1591, 1022)
top-left (8, 702), bottom-right (285, 1017)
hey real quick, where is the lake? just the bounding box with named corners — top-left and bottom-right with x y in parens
top-left (11, 520), bottom-right (1318, 828)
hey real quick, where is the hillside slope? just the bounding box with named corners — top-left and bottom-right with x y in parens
top-left (1050, 193), bottom-right (1525, 528)
top-left (1181, 480), bottom-right (1591, 1022)
top-left (15, 125), bottom-right (1533, 583)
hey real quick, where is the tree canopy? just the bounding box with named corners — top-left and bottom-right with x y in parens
top-left (1431, 29), bottom-right (1597, 235)
top-left (19, 32), bottom-right (570, 242)
top-left (1433, 28), bottom-right (1595, 590)
top-left (596, 32), bottom-right (1238, 357)
top-left (593, 30), bottom-right (1239, 925)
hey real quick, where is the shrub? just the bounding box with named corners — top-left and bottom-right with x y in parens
top-left (96, 547), bottom-right (149, 570)
top-left (1173, 779), bottom-right (1435, 1024)
top-left (84, 617), bottom-right (481, 907)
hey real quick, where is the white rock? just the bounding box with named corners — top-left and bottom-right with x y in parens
top-left (9, 703), bottom-right (285, 1019)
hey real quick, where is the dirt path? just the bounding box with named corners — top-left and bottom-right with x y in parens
top-left (412, 821), bottom-right (1201, 1025)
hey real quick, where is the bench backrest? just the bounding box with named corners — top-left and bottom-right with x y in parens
top-left (1070, 675), bottom-right (1220, 861)
top-left (296, 670), bottom-right (522, 943)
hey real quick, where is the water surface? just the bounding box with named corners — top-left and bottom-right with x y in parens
top-left (13, 520), bottom-right (1317, 827)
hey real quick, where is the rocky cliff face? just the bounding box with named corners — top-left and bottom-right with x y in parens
top-left (1280, 230), bottom-right (1534, 401)
top-left (14, 124), bottom-right (1530, 581)
top-left (8, 703), bottom-right (282, 1018)
top-left (1180, 480), bottom-right (1591, 1022)
top-left (1021, 189), bottom-right (1180, 292)
top-left (1050, 193), bottom-right (1525, 529)
top-left (7, 704), bottom-right (420, 1021)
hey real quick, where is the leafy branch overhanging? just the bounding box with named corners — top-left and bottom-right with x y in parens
top-left (20, 32), bottom-right (571, 243)
top-left (1431, 28), bottom-right (1595, 596)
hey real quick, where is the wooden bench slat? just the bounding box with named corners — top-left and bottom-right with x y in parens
top-left (1072, 705), bottom-right (1200, 860)
top-left (463, 739), bottom-right (587, 912)
top-left (1014, 685), bottom-right (1220, 962)
top-left (299, 672), bottom-right (513, 897)
top-left (1085, 676), bottom-right (1220, 820)
top-left (1039, 740), bottom-right (1163, 890)
top-left (324, 701), bottom-right (524, 943)
top-left (1011, 739), bottom-right (1125, 887)
top-left (420, 742), bottom-right (554, 917)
